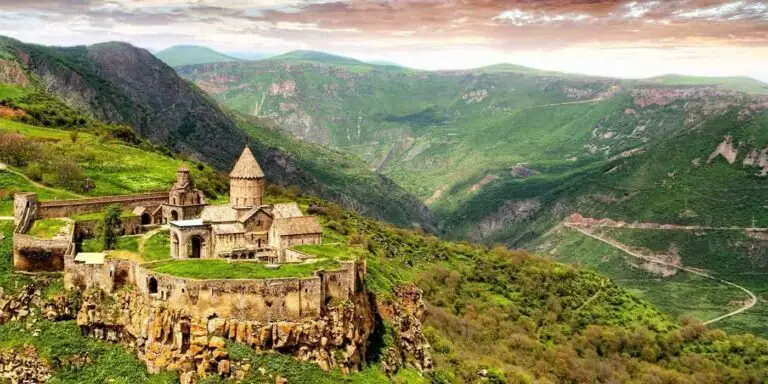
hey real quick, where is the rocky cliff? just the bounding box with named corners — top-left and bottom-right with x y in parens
top-left (76, 286), bottom-right (377, 380)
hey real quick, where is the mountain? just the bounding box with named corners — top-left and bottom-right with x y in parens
top-left (646, 74), bottom-right (768, 95)
top-left (2, 116), bottom-right (768, 382)
top-left (177, 53), bottom-right (768, 334)
top-left (0, 36), bottom-right (433, 228)
top-left (154, 45), bottom-right (240, 67)
top-left (266, 50), bottom-right (369, 66)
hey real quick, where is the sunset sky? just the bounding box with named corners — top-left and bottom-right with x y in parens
top-left (1, 0), bottom-right (767, 81)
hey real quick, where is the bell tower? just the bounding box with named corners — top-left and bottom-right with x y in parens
top-left (229, 147), bottom-right (265, 208)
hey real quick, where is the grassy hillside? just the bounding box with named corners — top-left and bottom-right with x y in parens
top-left (179, 54), bottom-right (768, 240)
top-left (0, 36), bottom-right (434, 228)
top-left (154, 45), bottom-right (240, 67)
top-left (2, 131), bottom-right (768, 382)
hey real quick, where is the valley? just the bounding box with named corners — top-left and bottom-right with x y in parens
top-left (0, 35), bottom-right (767, 383)
top-left (175, 51), bottom-right (768, 338)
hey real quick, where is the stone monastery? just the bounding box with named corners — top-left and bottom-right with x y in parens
top-left (11, 147), bottom-right (361, 323)
top-left (168, 147), bottom-right (322, 263)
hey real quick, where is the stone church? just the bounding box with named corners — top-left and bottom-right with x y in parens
top-left (168, 147), bottom-right (322, 263)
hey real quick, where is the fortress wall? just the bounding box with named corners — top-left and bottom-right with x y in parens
top-left (37, 192), bottom-right (168, 219)
top-left (13, 233), bottom-right (69, 272)
top-left (65, 258), bottom-right (137, 291)
top-left (322, 261), bottom-right (358, 303)
top-left (133, 264), bottom-right (324, 322)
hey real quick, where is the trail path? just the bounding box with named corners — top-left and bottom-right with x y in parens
top-left (137, 225), bottom-right (169, 255)
top-left (529, 97), bottom-right (604, 108)
top-left (564, 223), bottom-right (757, 325)
top-left (0, 217), bottom-right (13, 221)
top-left (0, 162), bottom-right (85, 198)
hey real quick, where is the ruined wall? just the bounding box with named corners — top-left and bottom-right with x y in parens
top-left (13, 193), bottom-right (37, 227)
top-left (74, 216), bottom-right (144, 240)
top-left (35, 192), bottom-right (168, 219)
top-left (13, 234), bottom-right (69, 272)
top-left (65, 257), bottom-right (135, 292)
top-left (322, 261), bottom-right (359, 303)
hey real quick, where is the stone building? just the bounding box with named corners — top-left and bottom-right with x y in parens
top-left (169, 147), bottom-right (322, 263)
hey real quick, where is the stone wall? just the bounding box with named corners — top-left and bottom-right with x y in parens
top-left (134, 265), bottom-right (324, 322)
top-left (13, 233), bottom-right (70, 272)
top-left (35, 192), bottom-right (169, 219)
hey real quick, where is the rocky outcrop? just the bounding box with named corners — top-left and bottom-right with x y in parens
top-left (0, 346), bottom-right (52, 383)
top-left (707, 136), bottom-right (738, 164)
top-left (470, 199), bottom-right (541, 240)
top-left (377, 285), bottom-right (433, 374)
top-left (0, 59), bottom-right (29, 87)
top-left (77, 286), bottom-right (375, 378)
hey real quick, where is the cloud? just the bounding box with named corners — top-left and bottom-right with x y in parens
top-left (0, 0), bottom-right (766, 80)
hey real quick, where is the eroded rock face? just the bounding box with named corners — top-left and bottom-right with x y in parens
top-left (77, 287), bottom-right (375, 378)
top-left (0, 59), bottom-right (29, 87)
top-left (0, 346), bottom-right (52, 383)
top-left (377, 285), bottom-right (433, 374)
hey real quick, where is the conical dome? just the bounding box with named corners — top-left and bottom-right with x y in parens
top-left (229, 147), bottom-right (264, 179)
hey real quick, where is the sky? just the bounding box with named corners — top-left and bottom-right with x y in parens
top-left (1, 0), bottom-right (767, 81)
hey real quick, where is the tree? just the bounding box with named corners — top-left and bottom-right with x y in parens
top-left (98, 205), bottom-right (122, 250)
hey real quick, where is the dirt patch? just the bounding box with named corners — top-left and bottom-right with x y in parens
top-left (470, 174), bottom-right (498, 192)
top-left (425, 185), bottom-right (447, 205)
top-left (0, 105), bottom-right (26, 119)
top-left (743, 147), bottom-right (768, 176)
top-left (707, 135), bottom-right (738, 164)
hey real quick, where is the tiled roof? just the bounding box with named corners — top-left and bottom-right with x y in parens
top-left (229, 147), bottom-right (264, 179)
top-left (272, 202), bottom-right (303, 219)
top-left (273, 216), bottom-right (322, 236)
top-left (200, 205), bottom-right (239, 222)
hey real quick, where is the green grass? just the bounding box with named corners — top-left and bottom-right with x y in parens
top-left (147, 258), bottom-right (340, 279)
top-left (599, 228), bottom-right (768, 336)
top-left (0, 220), bottom-right (32, 293)
top-left (294, 230), bottom-right (366, 260)
top-left (539, 227), bottom-right (747, 324)
top-left (81, 235), bottom-right (139, 253)
top-left (27, 218), bottom-right (68, 239)
top-left (70, 209), bottom-right (134, 222)
top-left (141, 231), bottom-right (170, 261)
top-left (0, 118), bottom-right (222, 198)
top-left (0, 320), bottom-right (178, 384)
top-left (0, 169), bottom-right (79, 215)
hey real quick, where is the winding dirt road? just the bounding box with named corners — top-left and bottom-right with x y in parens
top-left (564, 222), bottom-right (758, 325)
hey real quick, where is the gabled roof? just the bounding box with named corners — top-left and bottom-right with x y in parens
top-left (132, 206), bottom-right (147, 216)
top-left (200, 205), bottom-right (239, 222)
top-left (272, 202), bottom-right (303, 219)
top-left (238, 205), bottom-right (273, 223)
top-left (229, 147), bottom-right (264, 179)
top-left (272, 216), bottom-right (322, 236)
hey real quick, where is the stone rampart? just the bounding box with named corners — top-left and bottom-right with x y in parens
top-left (36, 192), bottom-right (168, 219)
top-left (13, 233), bottom-right (70, 272)
top-left (73, 216), bottom-right (144, 239)
top-left (134, 264), bottom-right (324, 322)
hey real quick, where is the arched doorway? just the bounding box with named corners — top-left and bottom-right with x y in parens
top-left (148, 277), bottom-right (158, 294)
top-left (190, 236), bottom-right (203, 258)
top-left (172, 233), bottom-right (179, 258)
top-left (171, 211), bottom-right (179, 221)
top-left (141, 212), bottom-right (151, 225)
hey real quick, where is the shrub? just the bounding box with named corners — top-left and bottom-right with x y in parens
top-left (97, 205), bottom-right (123, 250)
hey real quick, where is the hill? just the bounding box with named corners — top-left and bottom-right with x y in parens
top-left (2, 116), bottom-right (768, 382)
top-left (154, 45), bottom-right (240, 67)
top-left (0, 36), bottom-right (433, 228)
top-left (646, 74), bottom-right (768, 95)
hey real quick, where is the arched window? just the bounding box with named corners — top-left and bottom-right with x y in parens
top-left (148, 277), bottom-right (158, 294)
top-left (172, 233), bottom-right (179, 258)
top-left (171, 211), bottom-right (179, 221)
